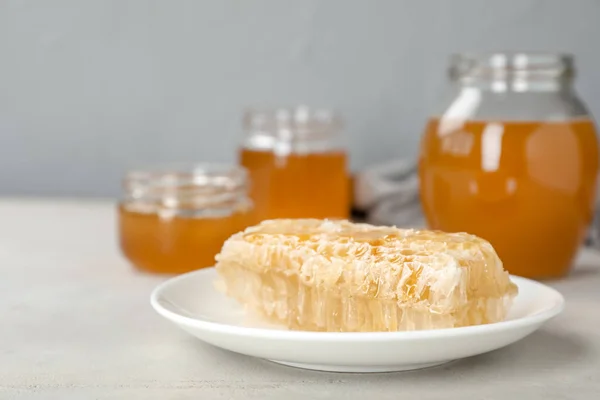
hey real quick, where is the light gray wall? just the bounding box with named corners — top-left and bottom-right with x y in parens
top-left (1, 0), bottom-right (599, 197)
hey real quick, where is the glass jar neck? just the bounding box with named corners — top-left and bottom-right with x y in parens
top-left (454, 76), bottom-right (573, 93)
top-left (121, 164), bottom-right (251, 218)
top-left (449, 52), bottom-right (575, 93)
top-left (242, 106), bottom-right (343, 154)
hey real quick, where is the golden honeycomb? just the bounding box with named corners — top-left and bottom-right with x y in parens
top-left (215, 219), bottom-right (518, 332)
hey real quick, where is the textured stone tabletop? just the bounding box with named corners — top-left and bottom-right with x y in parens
top-left (1, 199), bottom-right (599, 399)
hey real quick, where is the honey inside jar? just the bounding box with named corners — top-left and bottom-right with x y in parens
top-left (239, 106), bottom-right (350, 220)
top-left (239, 149), bottom-right (349, 220)
top-left (419, 118), bottom-right (599, 278)
top-left (118, 164), bottom-right (255, 274)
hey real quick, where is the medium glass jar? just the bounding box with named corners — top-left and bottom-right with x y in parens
top-left (239, 106), bottom-right (350, 220)
top-left (118, 164), bottom-right (255, 274)
top-left (419, 52), bottom-right (599, 279)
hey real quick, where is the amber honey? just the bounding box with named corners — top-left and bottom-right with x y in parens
top-left (119, 205), bottom-right (254, 274)
top-left (239, 149), bottom-right (350, 220)
top-left (118, 164), bottom-right (254, 274)
top-left (419, 118), bottom-right (599, 278)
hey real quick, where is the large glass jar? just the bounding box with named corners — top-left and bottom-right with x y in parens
top-left (239, 106), bottom-right (350, 220)
top-left (419, 53), bottom-right (599, 279)
top-left (118, 164), bottom-right (255, 274)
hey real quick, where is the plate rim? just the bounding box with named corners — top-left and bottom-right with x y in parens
top-left (150, 267), bottom-right (565, 342)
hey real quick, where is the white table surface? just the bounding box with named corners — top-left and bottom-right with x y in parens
top-left (1, 199), bottom-right (599, 400)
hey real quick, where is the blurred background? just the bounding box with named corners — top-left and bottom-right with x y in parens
top-left (1, 0), bottom-right (599, 197)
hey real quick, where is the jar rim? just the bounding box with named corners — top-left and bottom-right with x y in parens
top-left (449, 51), bottom-right (575, 81)
top-left (124, 162), bottom-right (247, 187)
top-left (243, 105), bottom-right (343, 133)
top-left (121, 163), bottom-right (251, 216)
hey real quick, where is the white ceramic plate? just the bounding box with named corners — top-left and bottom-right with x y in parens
top-left (151, 268), bottom-right (564, 373)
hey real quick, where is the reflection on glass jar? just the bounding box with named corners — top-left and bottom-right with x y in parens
top-left (239, 106), bottom-right (350, 220)
top-left (118, 164), bottom-right (255, 274)
top-left (419, 52), bottom-right (599, 279)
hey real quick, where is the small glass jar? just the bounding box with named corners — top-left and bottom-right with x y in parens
top-left (239, 105), bottom-right (350, 220)
top-left (419, 52), bottom-right (599, 279)
top-left (118, 164), bottom-right (255, 274)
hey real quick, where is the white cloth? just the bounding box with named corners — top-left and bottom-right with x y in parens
top-left (353, 158), bottom-right (426, 228)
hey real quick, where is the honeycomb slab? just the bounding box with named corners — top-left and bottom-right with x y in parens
top-left (214, 219), bottom-right (518, 332)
